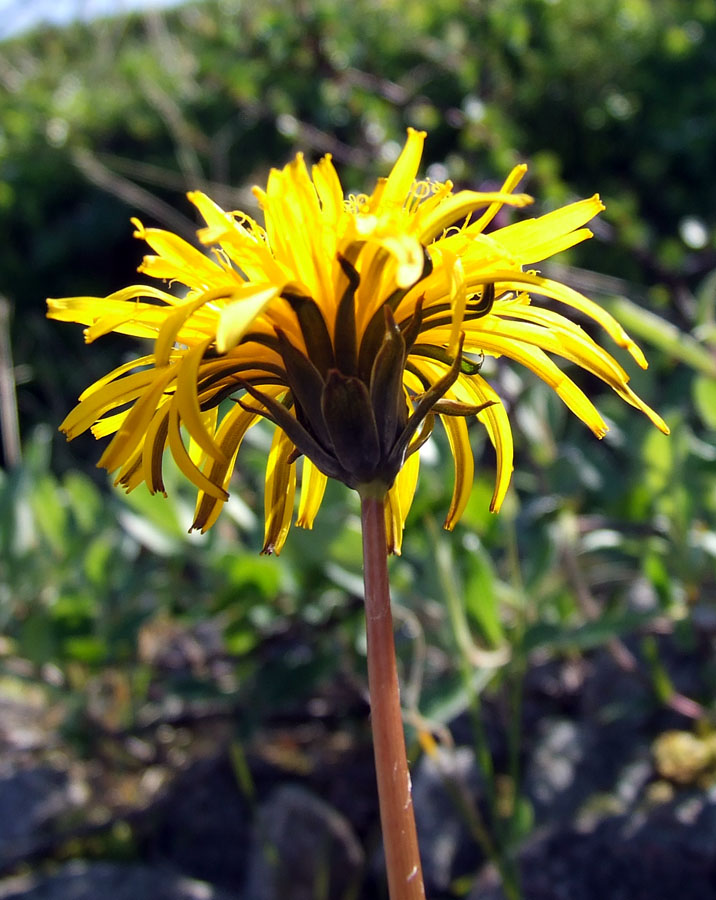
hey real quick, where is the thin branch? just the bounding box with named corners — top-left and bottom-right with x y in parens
top-left (71, 147), bottom-right (198, 240)
top-left (0, 296), bottom-right (21, 467)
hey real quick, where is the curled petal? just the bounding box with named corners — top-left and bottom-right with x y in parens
top-left (167, 404), bottom-right (228, 501)
top-left (296, 457), bottom-right (328, 529)
top-left (191, 398), bottom-right (276, 532)
top-left (262, 428), bottom-right (297, 555)
top-left (385, 449), bottom-right (420, 554)
top-left (441, 413), bottom-right (474, 531)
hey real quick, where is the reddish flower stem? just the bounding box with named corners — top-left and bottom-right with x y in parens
top-left (359, 490), bottom-right (425, 900)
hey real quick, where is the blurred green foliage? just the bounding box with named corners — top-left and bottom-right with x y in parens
top-left (2, 0), bottom-right (716, 446)
top-left (1, 1), bottom-right (716, 896)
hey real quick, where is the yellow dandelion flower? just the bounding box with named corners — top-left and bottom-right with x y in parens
top-left (48, 129), bottom-right (668, 554)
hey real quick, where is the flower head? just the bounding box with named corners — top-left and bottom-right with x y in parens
top-left (48, 129), bottom-right (668, 553)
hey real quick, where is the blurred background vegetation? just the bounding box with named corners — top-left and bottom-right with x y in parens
top-left (1, 1), bottom-right (716, 898)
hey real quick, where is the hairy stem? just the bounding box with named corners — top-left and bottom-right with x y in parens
top-left (359, 489), bottom-right (425, 900)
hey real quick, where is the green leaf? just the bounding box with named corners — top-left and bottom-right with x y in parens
top-left (641, 634), bottom-right (675, 703)
top-left (524, 609), bottom-right (657, 654)
top-left (63, 472), bottom-right (104, 533)
top-left (19, 611), bottom-right (58, 664)
top-left (507, 794), bottom-right (535, 846)
top-left (419, 667), bottom-right (495, 725)
top-left (83, 537), bottom-right (115, 588)
top-left (63, 635), bottom-right (108, 665)
top-left (29, 474), bottom-right (69, 557)
top-left (215, 553), bottom-right (283, 610)
top-left (692, 375), bottom-right (716, 431)
top-left (224, 626), bottom-right (259, 656)
top-left (463, 546), bottom-right (504, 648)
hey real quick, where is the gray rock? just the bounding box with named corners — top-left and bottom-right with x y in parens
top-left (244, 783), bottom-right (363, 900)
top-left (142, 753), bottom-right (252, 888)
top-left (411, 746), bottom-right (484, 895)
top-left (0, 767), bottom-right (76, 864)
top-left (0, 862), bottom-right (241, 900)
top-left (523, 718), bottom-right (588, 823)
top-left (0, 696), bottom-right (52, 761)
top-left (468, 789), bottom-right (716, 900)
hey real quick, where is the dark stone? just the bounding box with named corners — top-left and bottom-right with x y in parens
top-left (244, 783), bottom-right (363, 900)
top-left (469, 789), bottom-right (716, 900)
top-left (0, 862), bottom-right (241, 900)
top-left (141, 753), bottom-right (252, 890)
top-left (0, 767), bottom-right (75, 865)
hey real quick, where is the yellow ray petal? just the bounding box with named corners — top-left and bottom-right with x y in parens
top-left (187, 190), bottom-right (235, 234)
top-left (263, 427), bottom-right (297, 555)
top-left (167, 404), bottom-right (228, 501)
top-left (83, 308), bottom-right (170, 344)
top-left (48, 284), bottom-right (181, 318)
top-left (154, 293), bottom-right (218, 366)
top-left (371, 232), bottom-right (425, 289)
top-left (174, 338), bottom-right (227, 464)
top-left (188, 406), bottom-right (218, 468)
top-left (61, 368), bottom-right (165, 439)
top-left (78, 355), bottom-right (156, 401)
top-left (444, 251), bottom-right (466, 357)
top-left (132, 218), bottom-right (227, 288)
top-left (385, 449), bottom-right (420, 554)
top-left (612, 383), bottom-right (670, 434)
top-left (458, 374), bottom-right (514, 512)
top-left (449, 326), bottom-right (610, 437)
top-left (97, 365), bottom-right (176, 473)
top-left (441, 413), bottom-right (474, 531)
top-left (312, 154), bottom-right (345, 227)
top-left (192, 397), bottom-right (276, 532)
top-left (142, 401), bottom-right (171, 495)
top-left (495, 271), bottom-right (648, 368)
top-left (48, 289), bottom-right (181, 343)
top-left (467, 164), bottom-right (528, 234)
top-left (114, 444), bottom-right (143, 491)
top-left (296, 457), bottom-right (328, 529)
top-left (216, 284), bottom-right (280, 353)
top-left (409, 357), bottom-right (513, 512)
top-left (377, 128), bottom-right (426, 213)
top-left (257, 160), bottom-right (323, 301)
top-left (483, 303), bottom-right (643, 395)
top-left (419, 188), bottom-right (533, 244)
top-left (91, 409), bottom-right (127, 439)
top-left (492, 195), bottom-right (604, 264)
